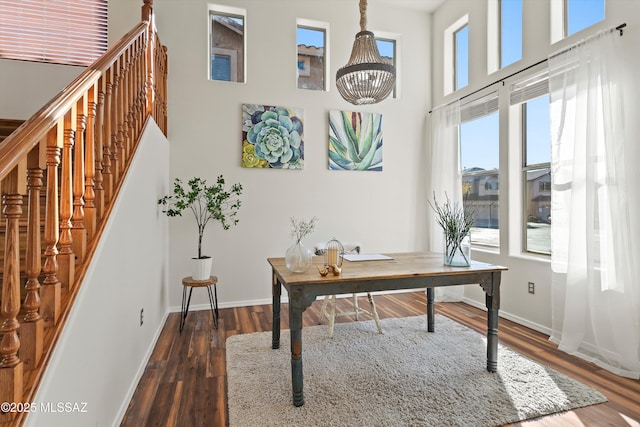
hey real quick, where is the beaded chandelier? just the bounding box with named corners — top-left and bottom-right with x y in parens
top-left (336, 0), bottom-right (396, 105)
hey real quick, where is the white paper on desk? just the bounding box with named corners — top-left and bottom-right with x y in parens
top-left (343, 254), bottom-right (393, 261)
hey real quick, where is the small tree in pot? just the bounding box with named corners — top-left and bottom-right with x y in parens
top-left (158, 175), bottom-right (243, 279)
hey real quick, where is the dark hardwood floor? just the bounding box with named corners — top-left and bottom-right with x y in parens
top-left (120, 292), bottom-right (640, 426)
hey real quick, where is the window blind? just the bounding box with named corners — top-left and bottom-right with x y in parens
top-left (0, 0), bottom-right (108, 66)
top-left (460, 91), bottom-right (499, 123)
top-left (510, 72), bottom-right (549, 105)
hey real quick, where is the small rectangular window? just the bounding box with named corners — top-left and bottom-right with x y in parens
top-left (375, 37), bottom-right (396, 98)
top-left (209, 6), bottom-right (245, 82)
top-left (455, 25), bottom-right (469, 90)
top-left (523, 95), bottom-right (551, 255)
top-left (500, 0), bottom-right (522, 68)
top-left (567, 0), bottom-right (605, 36)
top-left (297, 24), bottom-right (326, 90)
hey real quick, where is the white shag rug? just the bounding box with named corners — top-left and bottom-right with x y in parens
top-left (226, 315), bottom-right (607, 427)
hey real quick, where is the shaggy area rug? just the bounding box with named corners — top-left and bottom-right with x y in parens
top-left (227, 314), bottom-right (607, 426)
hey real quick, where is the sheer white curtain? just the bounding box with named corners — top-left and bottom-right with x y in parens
top-left (427, 100), bottom-right (463, 301)
top-left (549, 29), bottom-right (640, 379)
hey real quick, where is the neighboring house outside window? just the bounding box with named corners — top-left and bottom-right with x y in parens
top-left (209, 7), bottom-right (245, 83)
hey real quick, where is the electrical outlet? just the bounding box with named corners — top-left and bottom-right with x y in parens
top-left (140, 308), bottom-right (144, 326)
top-left (528, 282), bottom-right (535, 294)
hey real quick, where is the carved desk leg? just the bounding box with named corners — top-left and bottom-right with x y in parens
top-left (271, 270), bottom-right (281, 349)
top-left (288, 289), bottom-right (304, 407)
top-left (483, 272), bottom-right (501, 373)
top-left (426, 287), bottom-right (435, 332)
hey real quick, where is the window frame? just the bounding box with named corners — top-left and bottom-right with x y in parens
top-left (374, 31), bottom-right (401, 99)
top-left (444, 14), bottom-right (469, 95)
top-left (296, 19), bottom-right (330, 92)
top-left (208, 4), bottom-right (246, 83)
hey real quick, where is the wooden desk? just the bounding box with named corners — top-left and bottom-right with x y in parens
top-left (268, 252), bottom-right (507, 407)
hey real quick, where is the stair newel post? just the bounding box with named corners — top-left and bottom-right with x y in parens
top-left (94, 76), bottom-right (105, 219)
top-left (110, 59), bottom-right (121, 181)
top-left (41, 127), bottom-right (62, 327)
top-left (71, 97), bottom-right (87, 262)
top-left (144, 0), bottom-right (155, 120)
top-left (85, 85), bottom-right (97, 240)
top-left (58, 109), bottom-right (76, 291)
top-left (161, 45), bottom-right (168, 134)
top-left (0, 187), bottom-right (23, 422)
top-left (22, 148), bottom-right (44, 370)
top-left (103, 68), bottom-right (114, 204)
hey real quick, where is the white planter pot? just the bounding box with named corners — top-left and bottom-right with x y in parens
top-left (192, 257), bottom-right (213, 281)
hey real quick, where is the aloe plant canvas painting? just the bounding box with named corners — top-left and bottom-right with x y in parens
top-left (242, 104), bottom-right (304, 169)
top-left (328, 110), bottom-right (383, 171)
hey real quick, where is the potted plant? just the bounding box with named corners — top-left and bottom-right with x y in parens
top-left (429, 193), bottom-right (475, 267)
top-left (158, 176), bottom-right (243, 280)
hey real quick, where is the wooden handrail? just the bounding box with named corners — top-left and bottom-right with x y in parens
top-left (0, 1), bottom-right (167, 425)
top-left (0, 22), bottom-right (149, 181)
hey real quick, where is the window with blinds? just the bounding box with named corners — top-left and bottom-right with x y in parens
top-left (0, 0), bottom-right (108, 66)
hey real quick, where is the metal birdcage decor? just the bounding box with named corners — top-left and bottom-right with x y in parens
top-left (324, 238), bottom-right (344, 275)
top-left (336, 0), bottom-right (396, 105)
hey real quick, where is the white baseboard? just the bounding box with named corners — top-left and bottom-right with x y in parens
top-left (113, 309), bottom-right (170, 427)
top-left (169, 293), bottom-right (552, 337)
top-left (461, 297), bottom-right (552, 336)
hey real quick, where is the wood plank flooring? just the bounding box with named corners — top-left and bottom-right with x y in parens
top-left (120, 292), bottom-right (640, 426)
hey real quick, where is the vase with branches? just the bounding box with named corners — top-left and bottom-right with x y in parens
top-left (429, 193), bottom-right (475, 267)
top-left (286, 216), bottom-right (318, 273)
top-left (158, 176), bottom-right (243, 279)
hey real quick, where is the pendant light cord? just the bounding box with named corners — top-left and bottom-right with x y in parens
top-left (359, 0), bottom-right (367, 32)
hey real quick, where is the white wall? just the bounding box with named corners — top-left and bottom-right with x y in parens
top-left (430, 0), bottom-right (640, 331)
top-left (24, 119), bottom-right (170, 427)
top-left (152, 0), bottom-right (434, 309)
top-left (0, 60), bottom-right (83, 119)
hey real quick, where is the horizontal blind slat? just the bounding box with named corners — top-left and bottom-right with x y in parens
top-left (0, 0), bottom-right (108, 66)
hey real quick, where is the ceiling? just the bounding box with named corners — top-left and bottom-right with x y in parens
top-left (376, 0), bottom-right (446, 13)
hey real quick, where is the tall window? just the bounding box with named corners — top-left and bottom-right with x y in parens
top-left (455, 25), bottom-right (469, 90)
top-left (297, 21), bottom-right (327, 91)
top-left (460, 95), bottom-right (500, 247)
top-left (500, 0), bottom-right (522, 68)
top-left (209, 6), bottom-right (245, 82)
top-left (375, 37), bottom-right (396, 98)
top-left (0, 0), bottom-right (108, 66)
top-left (567, 0), bottom-right (605, 36)
top-left (523, 95), bottom-right (551, 254)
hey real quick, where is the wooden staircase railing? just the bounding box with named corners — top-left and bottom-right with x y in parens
top-left (0, 0), bottom-right (167, 425)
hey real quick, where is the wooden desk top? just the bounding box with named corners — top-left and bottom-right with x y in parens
top-left (268, 251), bottom-right (507, 286)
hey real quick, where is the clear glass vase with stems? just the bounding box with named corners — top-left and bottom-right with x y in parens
top-left (443, 233), bottom-right (471, 267)
top-left (285, 240), bottom-right (313, 273)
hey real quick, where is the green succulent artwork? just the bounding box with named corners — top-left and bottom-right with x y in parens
top-left (328, 110), bottom-right (383, 171)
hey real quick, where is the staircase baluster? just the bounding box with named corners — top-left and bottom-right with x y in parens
top-left (103, 68), bottom-right (114, 204)
top-left (0, 193), bottom-right (24, 417)
top-left (85, 85), bottom-right (98, 240)
top-left (22, 160), bottom-right (44, 370)
top-left (110, 61), bottom-right (122, 181)
top-left (71, 97), bottom-right (87, 262)
top-left (41, 128), bottom-right (62, 327)
top-left (58, 109), bottom-right (76, 290)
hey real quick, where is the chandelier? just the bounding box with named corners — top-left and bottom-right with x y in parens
top-left (336, 0), bottom-right (396, 105)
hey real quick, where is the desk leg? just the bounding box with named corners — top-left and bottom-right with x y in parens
top-left (487, 305), bottom-right (499, 372)
top-left (289, 299), bottom-right (304, 407)
top-left (426, 288), bottom-right (435, 332)
top-left (272, 271), bottom-right (281, 349)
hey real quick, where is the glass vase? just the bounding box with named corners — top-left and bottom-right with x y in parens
top-left (285, 241), bottom-right (312, 273)
top-left (443, 233), bottom-right (471, 267)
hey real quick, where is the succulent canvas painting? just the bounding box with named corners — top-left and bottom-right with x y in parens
top-left (242, 104), bottom-right (304, 169)
top-left (328, 110), bottom-right (383, 171)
